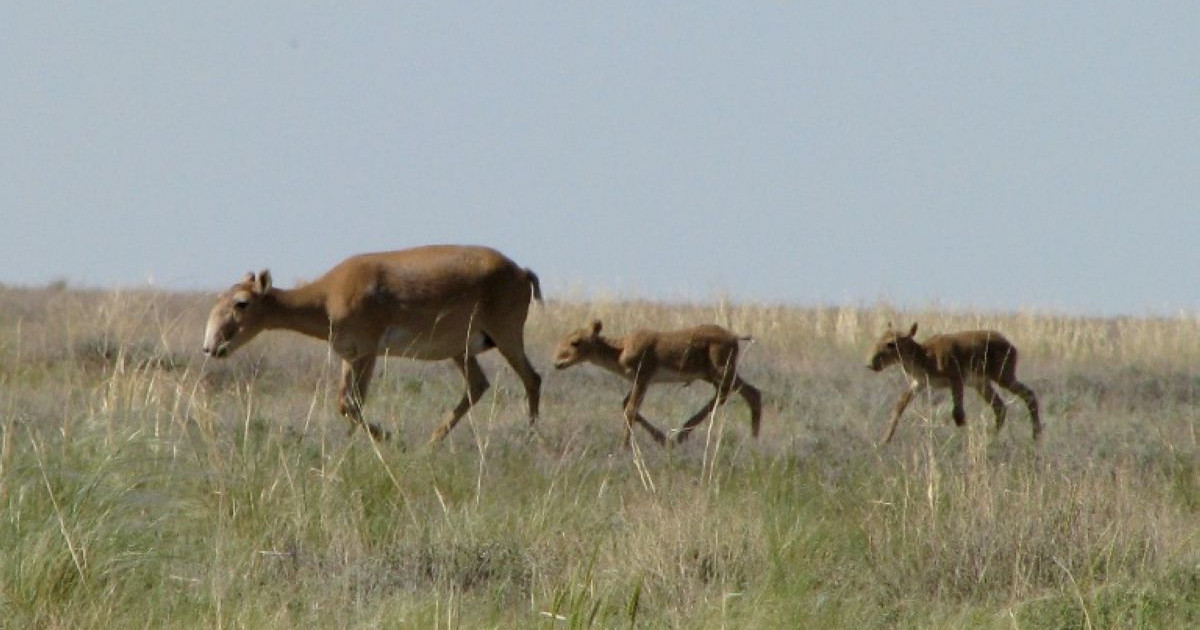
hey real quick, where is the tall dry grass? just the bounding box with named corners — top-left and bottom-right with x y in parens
top-left (0, 285), bottom-right (1197, 628)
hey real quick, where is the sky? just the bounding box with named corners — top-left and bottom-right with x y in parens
top-left (2, 3), bottom-right (1198, 315)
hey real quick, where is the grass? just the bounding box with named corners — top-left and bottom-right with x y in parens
top-left (1, 285), bottom-right (1198, 628)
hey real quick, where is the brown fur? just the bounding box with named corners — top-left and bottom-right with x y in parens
top-left (553, 320), bottom-right (762, 447)
top-left (202, 245), bottom-right (543, 443)
top-left (867, 322), bottom-right (1041, 443)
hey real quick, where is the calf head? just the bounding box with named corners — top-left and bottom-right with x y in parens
top-left (867, 322), bottom-right (921, 372)
top-left (553, 319), bottom-right (605, 369)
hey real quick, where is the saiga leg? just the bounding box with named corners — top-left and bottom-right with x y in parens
top-left (489, 327), bottom-right (543, 425)
top-left (675, 391), bottom-right (724, 444)
top-left (338, 355), bottom-right (389, 441)
top-left (974, 381), bottom-right (1008, 432)
top-left (620, 392), bottom-right (667, 446)
top-left (949, 378), bottom-right (967, 426)
top-left (883, 386), bottom-right (918, 444)
top-left (622, 375), bottom-right (655, 448)
top-left (733, 377), bottom-right (763, 438)
top-left (429, 354), bottom-right (490, 443)
top-left (676, 371), bottom-right (733, 444)
top-left (1003, 379), bottom-right (1042, 440)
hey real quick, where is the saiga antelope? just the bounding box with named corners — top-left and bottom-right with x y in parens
top-left (553, 320), bottom-right (762, 447)
top-left (202, 245), bottom-right (543, 443)
top-left (867, 322), bottom-right (1041, 443)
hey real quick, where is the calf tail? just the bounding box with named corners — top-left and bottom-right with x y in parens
top-left (525, 268), bottom-right (543, 304)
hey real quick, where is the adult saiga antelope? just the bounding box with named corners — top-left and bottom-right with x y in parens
top-left (867, 322), bottom-right (1041, 443)
top-left (553, 320), bottom-right (763, 447)
top-left (202, 245), bottom-right (543, 443)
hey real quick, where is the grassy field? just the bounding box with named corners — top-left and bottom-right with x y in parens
top-left (1, 285), bottom-right (1199, 629)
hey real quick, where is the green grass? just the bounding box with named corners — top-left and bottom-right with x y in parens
top-left (1, 286), bottom-right (1199, 628)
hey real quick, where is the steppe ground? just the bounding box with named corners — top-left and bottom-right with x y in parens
top-left (1, 285), bottom-right (1198, 629)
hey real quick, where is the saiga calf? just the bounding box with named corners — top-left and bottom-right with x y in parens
top-left (554, 320), bottom-right (762, 447)
top-left (867, 322), bottom-right (1041, 443)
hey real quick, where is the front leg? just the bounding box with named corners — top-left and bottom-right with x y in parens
top-left (338, 356), bottom-right (389, 441)
top-left (949, 377), bottom-right (966, 426)
top-left (883, 386), bottom-right (918, 444)
top-left (621, 376), bottom-right (661, 448)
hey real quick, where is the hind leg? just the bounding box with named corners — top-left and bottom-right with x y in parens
top-left (1003, 380), bottom-right (1041, 440)
top-left (430, 355), bottom-right (490, 443)
top-left (974, 381), bottom-right (1008, 433)
top-left (621, 392), bottom-right (667, 445)
top-left (733, 377), bottom-right (763, 438)
top-left (487, 327), bottom-right (542, 425)
top-left (676, 391), bottom-right (725, 444)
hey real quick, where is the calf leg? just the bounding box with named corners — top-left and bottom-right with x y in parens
top-left (676, 392), bottom-right (725, 444)
top-left (974, 381), bottom-right (1008, 432)
top-left (883, 387), bottom-right (918, 444)
top-left (622, 379), bottom-right (653, 448)
top-left (949, 378), bottom-right (967, 426)
top-left (733, 377), bottom-right (763, 438)
top-left (622, 373), bottom-right (674, 448)
top-left (338, 356), bottom-right (389, 441)
top-left (1004, 379), bottom-right (1042, 440)
top-left (621, 392), bottom-right (667, 446)
top-left (429, 355), bottom-right (489, 443)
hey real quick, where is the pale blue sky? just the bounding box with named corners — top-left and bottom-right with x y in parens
top-left (3, 3), bottom-right (1197, 314)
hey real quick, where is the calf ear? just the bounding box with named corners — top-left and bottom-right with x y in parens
top-left (254, 270), bottom-right (273, 294)
top-left (908, 322), bottom-right (919, 337)
top-left (590, 319), bottom-right (603, 337)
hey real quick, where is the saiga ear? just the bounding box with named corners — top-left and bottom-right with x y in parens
top-left (908, 322), bottom-right (919, 338)
top-left (589, 319), bottom-right (603, 337)
top-left (254, 269), bottom-right (273, 294)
